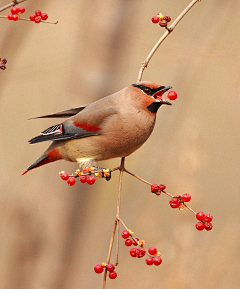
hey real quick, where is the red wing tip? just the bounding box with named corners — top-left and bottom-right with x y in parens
top-left (22, 170), bottom-right (28, 175)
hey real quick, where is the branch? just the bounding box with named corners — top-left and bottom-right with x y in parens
top-left (137, 0), bottom-right (202, 82)
top-left (0, 16), bottom-right (58, 24)
top-left (0, 0), bottom-right (27, 13)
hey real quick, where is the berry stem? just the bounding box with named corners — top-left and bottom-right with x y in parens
top-left (124, 168), bottom-right (152, 186)
top-left (0, 15), bottom-right (58, 24)
top-left (137, 0), bottom-right (202, 82)
top-left (0, 0), bottom-right (27, 13)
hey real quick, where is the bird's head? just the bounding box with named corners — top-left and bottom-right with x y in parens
top-left (132, 81), bottom-right (172, 113)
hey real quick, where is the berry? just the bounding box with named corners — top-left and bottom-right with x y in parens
top-left (169, 197), bottom-right (181, 208)
top-left (11, 7), bottom-right (19, 14)
top-left (130, 248), bottom-right (137, 257)
top-left (163, 16), bottom-right (171, 22)
top-left (41, 13), bottom-right (48, 20)
top-left (167, 91), bottom-right (178, 100)
top-left (12, 14), bottom-right (18, 21)
top-left (94, 264), bottom-right (103, 274)
top-left (0, 65), bottom-right (6, 70)
top-left (196, 211), bottom-right (205, 221)
top-left (30, 14), bottom-right (36, 21)
top-left (87, 175), bottom-right (95, 185)
top-left (67, 177), bottom-right (76, 186)
top-left (153, 256), bottom-right (162, 266)
top-left (204, 222), bottom-right (213, 231)
top-left (196, 222), bottom-right (205, 231)
top-left (18, 6), bottom-right (25, 13)
top-left (159, 20), bottom-right (168, 27)
top-left (2, 58), bottom-right (7, 64)
top-left (35, 10), bottom-right (42, 16)
top-left (109, 271), bottom-right (117, 279)
top-left (182, 193), bottom-right (191, 202)
top-left (151, 184), bottom-right (160, 193)
top-left (146, 257), bottom-right (154, 265)
top-left (106, 263), bottom-right (115, 272)
top-left (121, 230), bottom-right (130, 239)
top-left (152, 16), bottom-right (160, 24)
top-left (125, 239), bottom-right (132, 246)
top-left (61, 173), bottom-right (69, 181)
top-left (138, 247), bottom-right (146, 258)
top-left (148, 246), bottom-right (157, 256)
top-left (79, 175), bottom-right (87, 183)
top-left (34, 16), bottom-right (41, 23)
top-left (8, 14), bottom-right (14, 20)
top-left (159, 184), bottom-right (166, 191)
top-left (204, 214), bottom-right (213, 222)
top-left (132, 238), bottom-right (139, 246)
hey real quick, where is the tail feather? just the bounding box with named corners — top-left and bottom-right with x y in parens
top-left (22, 148), bottom-right (63, 174)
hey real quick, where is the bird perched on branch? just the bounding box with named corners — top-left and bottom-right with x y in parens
top-left (23, 81), bottom-right (172, 175)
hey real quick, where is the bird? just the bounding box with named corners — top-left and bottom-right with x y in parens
top-left (22, 81), bottom-right (172, 175)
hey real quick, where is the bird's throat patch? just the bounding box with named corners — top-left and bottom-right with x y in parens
top-left (147, 102), bottom-right (162, 113)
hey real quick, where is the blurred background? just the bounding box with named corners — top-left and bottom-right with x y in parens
top-left (0, 0), bottom-right (240, 288)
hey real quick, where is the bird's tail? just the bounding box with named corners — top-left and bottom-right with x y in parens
top-left (22, 148), bottom-right (63, 175)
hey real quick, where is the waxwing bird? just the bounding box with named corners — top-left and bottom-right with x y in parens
top-left (23, 81), bottom-right (172, 175)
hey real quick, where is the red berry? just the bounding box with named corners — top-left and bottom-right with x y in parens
top-left (125, 239), bottom-right (132, 246)
top-left (12, 14), bottom-right (18, 21)
top-left (34, 16), bottom-right (41, 23)
top-left (87, 175), bottom-right (95, 185)
top-left (132, 238), bottom-right (139, 246)
top-left (153, 256), bottom-right (162, 266)
top-left (151, 183), bottom-right (160, 193)
top-left (67, 177), bottom-right (76, 186)
top-left (196, 211), bottom-right (205, 221)
top-left (152, 16), bottom-right (160, 23)
top-left (18, 6), bottom-right (25, 13)
top-left (61, 173), bottom-right (69, 181)
top-left (35, 10), bottom-right (42, 16)
top-left (196, 222), bottom-right (205, 231)
top-left (8, 14), bottom-right (14, 20)
top-left (29, 14), bottom-right (36, 21)
top-left (204, 222), bottom-right (213, 231)
top-left (130, 248), bottom-right (137, 257)
top-left (204, 214), bottom-right (213, 222)
top-left (148, 246), bottom-right (157, 256)
top-left (109, 271), bottom-right (117, 279)
top-left (146, 257), bottom-right (154, 265)
top-left (182, 193), bottom-right (191, 202)
top-left (41, 13), bottom-right (48, 20)
top-left (94, 264), bottom-right (103, 274)
top-left (11, 7), bottom-right (19, 14)
top-left (167, 91), bottom-right (178, 100)
top-left (159, 184), bottom-right (166, 191)
top-left (138, 248), bottom-right (146, 258)
top-left (169, 197), bottom-right (181, 208)
top-left (79, 175), bottom-right (87, 183)
top-left (121, 230), bottom-right (130, 239)
top-left (159, 20), bottom-right (168, 27)
top-left (106, 263), bottom-right (115, 272)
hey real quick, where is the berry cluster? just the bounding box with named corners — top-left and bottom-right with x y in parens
top-left (167, 91), bottom-right (178, 100)
top-left (122, 230), bottom-right (162, 266)
top-left (30, 10), bottom-right (48, 24)
top-left (169, 193), bottom-right (191, 209)
top-left (151, 183), bottom-right (166, 196)
top-left (59, 171), bottom-right (96, 186)
top-left (152, 13), bottom-right (171, 27)
top-left (0, 58), bottom-right (7, 70)
top-left (94, 263), bottom-right (117, 279)
top-left (195, 211), bottom-right (213, 231)
top-left (8, 6), bottom-right (25, 21)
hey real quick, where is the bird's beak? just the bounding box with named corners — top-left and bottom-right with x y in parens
top-left (153, 86), bottom-right (172, 105)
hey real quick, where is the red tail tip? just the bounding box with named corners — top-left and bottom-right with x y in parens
top-left (22, 170), bottom-right (28, 175)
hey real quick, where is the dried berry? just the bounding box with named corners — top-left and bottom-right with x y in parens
top-left (159, 20), bottom-right (168, 27)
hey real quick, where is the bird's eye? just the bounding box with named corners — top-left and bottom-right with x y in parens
top-left (143, 88), bottom-right (151, 94)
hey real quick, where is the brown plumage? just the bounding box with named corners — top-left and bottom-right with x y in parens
top-left (23, 81), bottom-right (172, 174)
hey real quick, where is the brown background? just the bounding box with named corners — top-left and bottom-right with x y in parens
top-left (0, 0), bottom-right (240, 288)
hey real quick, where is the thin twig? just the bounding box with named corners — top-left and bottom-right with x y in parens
top-left (103, 157), bottom-right (125, 289)
top-left (124, 168), bottom-right (152, 186)
top-left (0, 16), bottom-right (58, 24)
top-left (0, 0), bottom-right (27, 13)
top-left (137, 0), bottom-right (201, 82)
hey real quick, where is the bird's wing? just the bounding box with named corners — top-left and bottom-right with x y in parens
top-left (29, 103), bottom-right (118, 144)
top-left (28, 105), bottom-right (87, 120)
